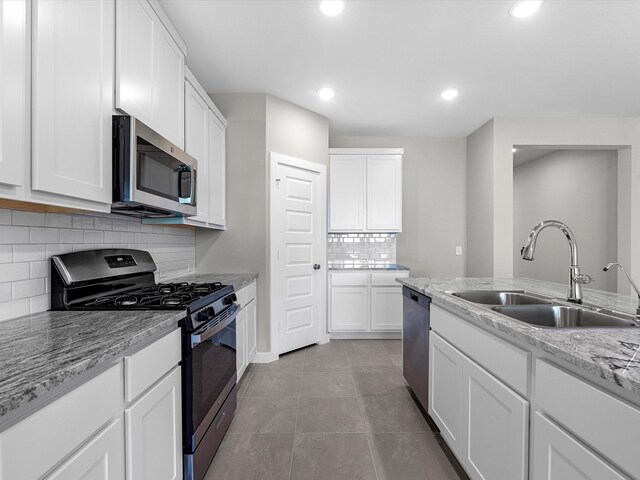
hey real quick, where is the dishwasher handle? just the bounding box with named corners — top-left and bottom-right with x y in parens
top-left (403, 287), bottom-right (431, 309)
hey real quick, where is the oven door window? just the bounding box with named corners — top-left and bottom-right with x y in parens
top-left (190, 319), bottom-right (236, 436)
top-left (137, 137), bottom-right (193, 203)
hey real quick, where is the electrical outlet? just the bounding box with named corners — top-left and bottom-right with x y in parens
top-left (455, 246), bottom-right (462, 256)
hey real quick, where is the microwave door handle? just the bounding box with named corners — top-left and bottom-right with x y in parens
top-left (190, 167), bottom-right (196, 206)
top-left (177, 166), bottom-right (194, 204)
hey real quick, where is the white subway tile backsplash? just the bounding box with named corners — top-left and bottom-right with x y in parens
top-left (30, 227), bottom-right (60, 244)
top-left (12, 278), bottom-right (45, 300)
top-left (0, 284), bottom-right (12, 302)
top-left (30, 261), bottom-right (50, 279)
top-left (60, 229), bottom-right (84, 244)
top-left (328, 233), bottom-right (397, 268)
top-left (0, 245), bottom-right (12, 263)
top-left (0, 226), bottom-right (30, 244)
top-left (12, 211), bottom-right (45, 227)
top-left (46, 213), bottom-right (73, 228)
top-left (30, 294), bottom-right (50, 313)
top-left (0, 208), bottom-right (196, 322)
top-left (0, 209), bottom-right (11, 225)
top-left (0, 299), bottom-right (30, 322)
top-left (3, 263), bottom-right (30, 282)
top-left (83, 230), bottom-right (103, 243)
top-left (13, 244), bottom-right (46, 262)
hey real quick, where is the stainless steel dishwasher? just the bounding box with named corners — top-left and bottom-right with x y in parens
top-left (402, 287), bottom-right (431, 411)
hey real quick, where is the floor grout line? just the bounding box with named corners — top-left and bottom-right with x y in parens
top-left (351, 370), bottom-right (381, 480)
top-left (287, 345), bottom-right (306, 480)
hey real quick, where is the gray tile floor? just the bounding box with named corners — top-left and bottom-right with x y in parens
top-left (204, 339), bottom-right (465, 480)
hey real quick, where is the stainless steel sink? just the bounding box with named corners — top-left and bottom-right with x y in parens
top-left (450, 290), bottom-right (552, 306)
top-left (492, 304), bottom-right (638, 328)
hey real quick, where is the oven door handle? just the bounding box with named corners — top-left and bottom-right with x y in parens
top-left (191, 304), bottom-right (239, 347)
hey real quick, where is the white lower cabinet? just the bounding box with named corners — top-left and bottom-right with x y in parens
top-left (329, 270), bottom-right (409, 335)
top-left (331, 285), bottom-right (369, 331)
top-left (235, 281), bottom-right (257, 381)
top-left (46, 417), bottom-right (125, 480)
top-left (429, 332), bottom-right (463, 455)
top-left (0, 330), bottom-right (181, 480)
top-left (532, 413), bottom-right (627, 480)
top-left (429, 332), bottom-right (528, 480)
top-left (125, 367), bottom-right (182, 480)
top-left (462, 358), bottom-right (528, 480)
top-left (236, 306), bottom-right (248, 378)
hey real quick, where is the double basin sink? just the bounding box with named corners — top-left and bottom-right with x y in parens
top-left (449, 290), bottom-right (638, 329)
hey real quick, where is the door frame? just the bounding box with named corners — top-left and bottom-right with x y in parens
top-left (269, 152), bottom-right (329, 357)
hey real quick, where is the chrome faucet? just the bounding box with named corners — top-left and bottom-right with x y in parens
top-left (520, 220), bottom-right (592, 303)
top-left (603, 262), bottom-right (640, 318)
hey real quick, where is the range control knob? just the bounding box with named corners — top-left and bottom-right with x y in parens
top-left (224, 293), bottom-right (237, 305)
top-left (198, 310), bottom-right (210, 323)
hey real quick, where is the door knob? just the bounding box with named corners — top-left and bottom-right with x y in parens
top-left (313, 264), bottom-right (321, 270)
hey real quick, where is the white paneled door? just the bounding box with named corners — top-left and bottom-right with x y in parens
top-left (270, 153), bottom-right (327, 355)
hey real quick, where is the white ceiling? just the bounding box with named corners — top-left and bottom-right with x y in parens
top-left (159, 0), bottom-right (640, 138)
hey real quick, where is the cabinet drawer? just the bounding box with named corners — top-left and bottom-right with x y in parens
top-left (331, 272), bottom-right (369, 286)
top-left (535, 359), bottom-right (640, 478)
top-left (431, 305), bottom-right (530, 397)
top-left (237, 281), bottom-right (256, 309)
top-left (371, 271), bottom-right (408, 286)
top-left (124, 329), bottom-right (181, 402)
top-left (0, 363), bottom-right (123, 480)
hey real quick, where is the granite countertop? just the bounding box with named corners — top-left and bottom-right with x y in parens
top-left (398, 277), bottom-right (640, 397)
top-left (328, 263), bottom-right (409, 271)
top-left (0, 273), bottom-right (258, 425)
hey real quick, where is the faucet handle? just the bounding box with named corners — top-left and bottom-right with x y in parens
top-left (573, 273), bottom-right (593, 285)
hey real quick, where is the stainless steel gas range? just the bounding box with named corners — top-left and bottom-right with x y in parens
top-left (50, 248), bottom-right (238, 480)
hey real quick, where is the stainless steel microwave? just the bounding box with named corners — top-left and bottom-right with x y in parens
top-left (112, 115), bottom-right (197, 218)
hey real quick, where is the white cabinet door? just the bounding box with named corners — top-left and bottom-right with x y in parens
top-left (46, 417), bottom-right (125, 480)
top-left (116, 0), bottom-right (184, 148)
top-left (330, 286), bottom-right (369, 331)
top-left (153, 24), bottom-right (184, 148)
top-left (0, 0), bottom-right (28, 187)
top-left (531, 413), bottom-right (627, 480)
top-left (462, 357), bottom-right (529, 480)
top-left (370, 286), bottom-right (403, 331)
top-left (246, 298), bottom-right (257, 361)
top-left (329, 155), bottom-right (365, 232)
top-left (184, 81), bottom-right (209, 224)
top-left (31, 0), bottom-right (113, 204)
top-left (125, 367), bottom-right (182, 480)
top-left (366, 155), bottom-right (402, 231)
top-left (115, 0), bottom-right (154, 127)
top-left (208, 111), bottom-right (226, 228)
top-left (428, 332), bottom-right (464, 456)
top-left (236, 306), bottom-right (247, 380)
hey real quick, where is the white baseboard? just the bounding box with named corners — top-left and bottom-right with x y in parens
top-left (251, 351), bottom-right (279, 363)
top-left (330, 331), bottom-right (402, 340)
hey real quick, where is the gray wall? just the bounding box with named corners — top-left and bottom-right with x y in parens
top-left (330, 136), bottom-right (467, 277)
top-left (513, 150), bottom-right (618, 292)
top-left (466, 120), bottom-right (495, 277)
top-left (466, 116), bottom-right (640, 283)
top-left (196, 93), bottom-right (268, 349)
top-left (196, 93), bottom-right (328, 354)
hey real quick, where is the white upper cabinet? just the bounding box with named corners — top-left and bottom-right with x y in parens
top-left (184, 79), bottom-right (210, 224)
top-left (0, 0), bottom-right (28, 188)
top-left (366, 155), bottom-right (402, 231)
top-left (116, 0), bottom-right (185, 148)
top-left (31, 0), bottom-right (114, 204)
top-left (329, 148), bottom-right (403, 232)
top-left (329, 155), bottom-right (366, 231)
top-left (208, 109), bottom-right (226, 228)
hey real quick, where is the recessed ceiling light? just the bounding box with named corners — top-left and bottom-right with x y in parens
top-left (510, 1), bottom-right (543, 18)
top-left (317, 87), bottom-right (335, 101)
top-left (440, 88), bottom-right (459, 100)
top-left (318, 0), bottom-right (345, 16)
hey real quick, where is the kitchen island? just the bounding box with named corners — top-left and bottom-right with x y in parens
top-left (399, 277), bottom-right (640, 480)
